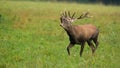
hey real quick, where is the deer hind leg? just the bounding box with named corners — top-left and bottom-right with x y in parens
top-left (80, 42), bottom-right (85, 57)
top-left (93, 35), bottom-right (99, 49)
top-left (67, 43), bottom-right (75, 56)
top-left (87, 40), bottom-right (96, 55)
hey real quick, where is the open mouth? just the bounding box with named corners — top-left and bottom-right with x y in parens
top-left (60, 23), bottom-right (63, 27)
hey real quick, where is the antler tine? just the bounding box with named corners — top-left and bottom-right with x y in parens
top-left (71, 12), bottom-right (76, 18)
top-left (64, 11), bottom-right (67, 17)
top-left (77, 12), bottom-right (84, 19)
top-left (68, 11), bottom-right (71, 18)
top-left (77, 11), bottom-right (89, 19)
top-left (60, 11), bottom-right (64, 17)
top-left (84, 12), bottom-right (89, 17)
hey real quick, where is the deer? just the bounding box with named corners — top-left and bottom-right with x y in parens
top-left (60, 11), bottom-right (99, 57)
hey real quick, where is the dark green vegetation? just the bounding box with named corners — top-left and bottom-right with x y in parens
top-left (0, 1), bottom-right (120, 68)
top-left (3, 0), bottom-right (120, 5)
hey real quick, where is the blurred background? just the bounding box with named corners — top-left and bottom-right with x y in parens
top-left (0, 0), bottom-right (120, 68)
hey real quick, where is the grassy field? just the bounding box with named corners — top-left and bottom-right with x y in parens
top-left (0, 1), bottom-right (120, 68)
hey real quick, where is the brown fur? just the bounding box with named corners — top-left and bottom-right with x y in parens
top-left (60, 11), bottom-right (99, 57)
top-left (65, 24), bottom-right (99, 56)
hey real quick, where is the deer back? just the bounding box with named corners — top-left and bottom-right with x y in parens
top-left (73, 24), bottom-right (99, 41)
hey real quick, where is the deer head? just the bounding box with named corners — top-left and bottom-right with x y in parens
top-left (60, 11), bottom-right (91, 29)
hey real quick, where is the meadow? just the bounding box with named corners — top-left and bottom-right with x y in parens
top-left (0, 1), bottom-right (120, 68)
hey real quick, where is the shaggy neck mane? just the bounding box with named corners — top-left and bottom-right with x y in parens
top-left (64, 25), bottom-right (77, 43)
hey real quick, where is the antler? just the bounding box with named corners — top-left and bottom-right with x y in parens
top-left (61, 11), bottom-right (76, 19)
top-left (77, 12), bottom-right (91, 19)
top-left (61, 11), bottom-right (91, 23)
top-left (61, 11), bottom-right (67, 17)
top-left (63, 11), bottom-right (91, 19)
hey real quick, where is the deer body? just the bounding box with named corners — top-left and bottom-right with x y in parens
top-left (60, 11), bottom-right (99, 56)
top-left (65, 24), bottom-right (99, 44)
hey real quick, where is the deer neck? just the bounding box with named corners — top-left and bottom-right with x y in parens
top-left (65, 26), bottom-right (74, 36)
top-left (65, 25), bottom-right (77, 42)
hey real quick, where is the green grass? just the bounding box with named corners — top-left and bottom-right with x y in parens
top-left (0, 1), bottom-right (120, 68)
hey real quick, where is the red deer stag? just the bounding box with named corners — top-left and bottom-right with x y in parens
top-left (60, 11), bottom-right (99, 56)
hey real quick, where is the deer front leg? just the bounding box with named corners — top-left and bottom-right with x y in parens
top-left (80, 42), bottom-right (85, 57)
top-left (87, 41), bottom-right (96, 55)
top-left (67, 43), bottom-right (75, 56)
